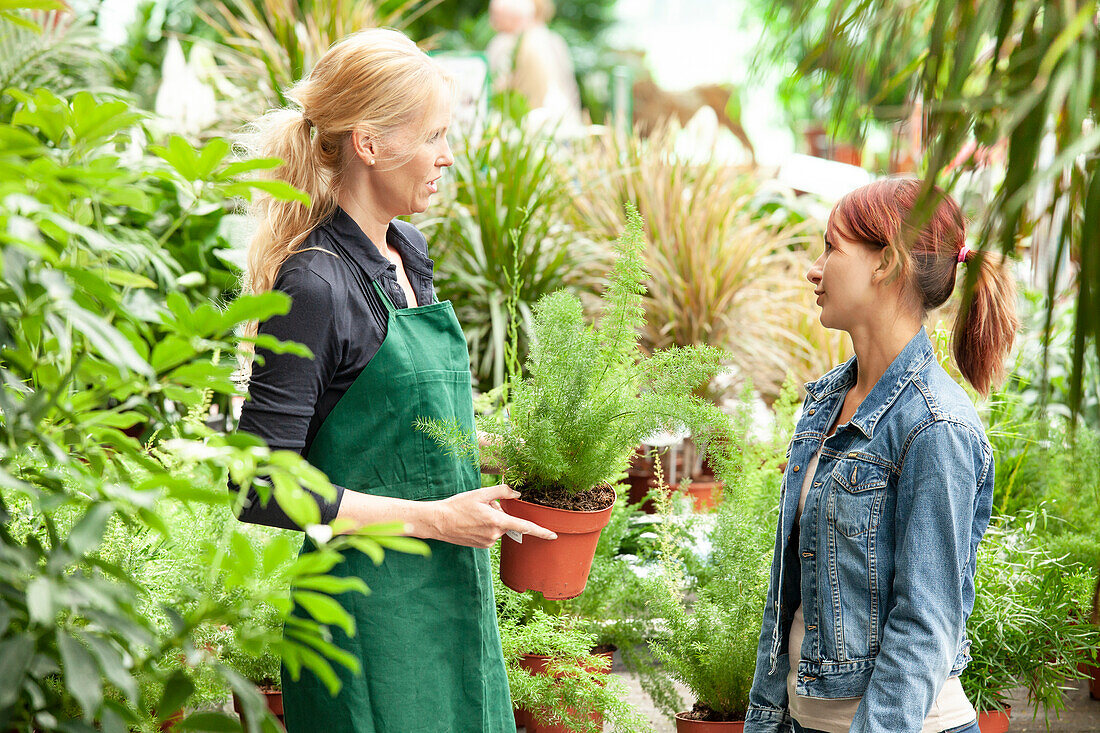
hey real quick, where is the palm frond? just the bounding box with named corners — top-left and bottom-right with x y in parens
top-left (0, 10), bottom-right (111, 104)
top-left (762, 0), bottom-right (1100, 420)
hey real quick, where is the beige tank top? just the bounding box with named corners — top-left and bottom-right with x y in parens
top-left (785, 450), bottom-right (976, 732)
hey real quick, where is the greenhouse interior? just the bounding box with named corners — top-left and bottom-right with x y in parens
top-left (1, 0), bottom-right (1099, 732)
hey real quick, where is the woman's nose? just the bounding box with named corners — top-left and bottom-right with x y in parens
top-left (439, 140), bottom-right (454, 168)
top-left (807, 256), bottom-right (823, 285)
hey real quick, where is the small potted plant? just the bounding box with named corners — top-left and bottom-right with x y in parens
top-left (493, 543), bottom-right (653, 733)
top-left (961, 518), bottom-right (1100, 732)
top-left (222, 604), bottom-right (286, 728)
top-left (644, 464), bottom-right (770, 731)
top-left (427, 207), bottom-right (731, 599)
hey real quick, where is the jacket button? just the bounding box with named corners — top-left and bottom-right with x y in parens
top-left (793, 465), bottom-right (800, 472)
top-left (808, 409), bottom-right (815, 415)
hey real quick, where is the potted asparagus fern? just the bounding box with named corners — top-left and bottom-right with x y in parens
top-left (425, 206), bottom-right (730, 598)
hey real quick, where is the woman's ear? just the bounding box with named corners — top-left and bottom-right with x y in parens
top-left (350, 128), bottom-right (377, 166)
top-left (873, 246), bottom-right (900, 285)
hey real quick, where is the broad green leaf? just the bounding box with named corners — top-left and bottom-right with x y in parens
top-left (0, 636), bottom-right (34, 707)
top-left (370, 534), bottom-right (430, 557)
top-left (223, 180), bottom-right (309, 205)
top-left (289, 550), bottom-right (343, 577)
top-left (196, 138), bottom-right (232, 179)
top-left (291, 590), bottom-right (354, 635)
top-left (216, 157), bottom-right (283, 180)
top-left (157, 670), bottom-right (195, 719)
top-left (67, 303), bottom-right (152, 377)
top-left (58, 631), bottom-right (103, 718)
top-left (151, 336), bottom-right (198, 373)
top-left (67, 503), bottom-right (115, 556)
top-left (177, 712), bottom-right (242, 732)
top-left (103, 269), bottom-right (158, 290)
top-left (82, 634), bottom-right (138, 703)
top-left (291, 574), bottom-right (369, 596)
top-left (26, 576), bottom-right (54, 624)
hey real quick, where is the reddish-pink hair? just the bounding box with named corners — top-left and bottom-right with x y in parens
top-left (829, 178), bottom-right (1018, 395)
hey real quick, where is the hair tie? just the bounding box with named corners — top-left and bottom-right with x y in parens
top-left (302, 114), bottom-right (314, 129)
top-left (957, 245), bottom-right (972, 264)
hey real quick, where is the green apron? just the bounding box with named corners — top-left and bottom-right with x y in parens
top-left (281, 277), bottom-right (513, 733)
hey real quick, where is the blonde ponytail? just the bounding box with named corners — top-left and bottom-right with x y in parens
top-left (243, 109), bottom-right (338, 301)
top-left (952, 250), bottom-right (1019, 396)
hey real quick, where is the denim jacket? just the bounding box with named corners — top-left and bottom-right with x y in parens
top-left (746, 329), bottom-right (994, 733)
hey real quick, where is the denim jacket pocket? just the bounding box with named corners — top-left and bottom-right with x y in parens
top-left (828, 460), bottom-right (890, 538)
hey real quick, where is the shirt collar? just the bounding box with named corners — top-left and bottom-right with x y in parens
top-left (324, 206), bottom-right (432, 280)
top-left (804, 327), bottom-right (935, 439)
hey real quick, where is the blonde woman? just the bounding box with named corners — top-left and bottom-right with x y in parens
top-left (232, 29), bottom-right (554, 732)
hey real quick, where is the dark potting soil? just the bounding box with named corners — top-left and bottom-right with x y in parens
top-left (517, 483), bottom-right (616, 512)
top-left (590, 643), bottom-right (618, 655)
top-left (681, 702), bottom-right (746, 723)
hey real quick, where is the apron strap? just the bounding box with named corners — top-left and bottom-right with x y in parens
top-left (371, 279), bottom-right (397, 313)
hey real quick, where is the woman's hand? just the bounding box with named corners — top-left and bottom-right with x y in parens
top-left (422, 484), bottom-right (557, 548)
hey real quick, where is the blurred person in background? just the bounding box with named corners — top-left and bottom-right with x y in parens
top-left (486, 0), bottom-right (583, 129)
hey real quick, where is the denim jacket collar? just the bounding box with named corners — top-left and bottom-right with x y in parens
top-left (803, 328), bottom-right (936, 440)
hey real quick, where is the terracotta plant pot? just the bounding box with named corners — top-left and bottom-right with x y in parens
top-left (520, 650), bottom-right (614, 733)
top-left (674, 712), bottom-right (745, 731)
top-left (233, 688), bottom-right (285, 729)
top-left (1087, 663), bottom-right (1100, 699)
top-left (683, 480), bottom-right (723, 511)
top-left (514, 706), bottom-right (528, 728)
top-left (976, 706), bottom-right (1011, 733)
top-left (499, 497), bottom-right (614, 599)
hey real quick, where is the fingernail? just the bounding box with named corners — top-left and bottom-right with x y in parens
top-left (548, 533), bottom-right (557, 540)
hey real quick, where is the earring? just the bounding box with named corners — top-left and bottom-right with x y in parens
top-left (369, 158), bottom-right (376, 165)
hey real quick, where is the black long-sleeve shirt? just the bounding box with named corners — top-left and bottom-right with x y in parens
top-left (231, 207), bottom-right (438, 530)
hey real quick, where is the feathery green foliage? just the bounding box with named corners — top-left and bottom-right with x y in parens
top-left (493, 545), bottom-right (654, 733)
top-left (418, 117), bottom-right (602, 391)
top-left (475, 206), bottom-right (734, 499)
top-left (962, 516), bottom-right (1100, 717)
top-left (644, 455), bottom-right (771, 720)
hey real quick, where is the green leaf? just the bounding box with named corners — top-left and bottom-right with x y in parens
top-left (292, 591), bottom-right (355, 635)
top-left (370, 534), bottom-right (431, 557)
top-left (158, 670), bottom-right (195, 719)
top-left (103, 269), bottom-right (158, 290)
top-left (289, 551), bottom-right (343, 577)
top-left (82, 634), bottom-right (138, 703)
top-left (216, 157), bottom-right (282, 180)
top-left (0, 636), bottom-right (34, 708)
top-left (291, 574), bottom-right (369, 596)
top-left (67, 303), bottom-right (153, 377)
top-left (26, 576), bottom-right (54, 624)
top-left (151, 336), bottom-right (198, 373)
top-left (176, 712), bottom-right (242, 732)
top-left (67, 503), bottom-right (115, 556)
top-left (195, 138), bottom-right (231, 179)
top-left (58, 630), bottom-right (103, 718)
top-left (222, 180), bottom-right (310, 205)
top-left (341, 535), bottom-right (384, 565)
